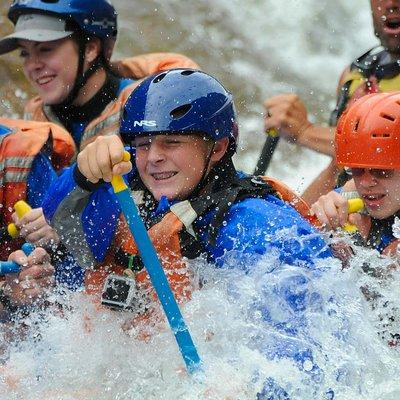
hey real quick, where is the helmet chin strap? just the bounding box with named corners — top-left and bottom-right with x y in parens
top-left (51, 39), bottom-right (105, 109)
top-left (188, 141), bottom-right (217, 200)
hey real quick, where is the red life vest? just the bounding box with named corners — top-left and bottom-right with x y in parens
top-left (0, 118), bottom-right (75, 259)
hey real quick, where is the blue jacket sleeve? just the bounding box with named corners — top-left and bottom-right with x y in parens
top-left (42, 166), bottom-right (78, 221)
top-left (199, 195), bottom-right (331, 269)
top-left (42, 164), bottom-right (121, 265)
top-left (26, 153), bottom-right (57, 208)
top-left (41, 165), bottom-right (120, 288)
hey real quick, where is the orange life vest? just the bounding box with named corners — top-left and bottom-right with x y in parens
top-left (24, 53), bottom-right (200, 152)
top-left (264, 176), bottom-right (319, 227)
top-left (0, 118), bottom-right (75, 259)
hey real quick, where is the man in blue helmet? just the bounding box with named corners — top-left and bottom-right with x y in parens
top-left (5, 69), bottom-right (334, 398)
top-left (42, 68), bottom-right (331, 275)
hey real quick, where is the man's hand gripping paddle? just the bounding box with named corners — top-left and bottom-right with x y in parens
top-left (111, 152), bottom-right (202, 374)
top-left (0, 242), bottom-right (34, 275)
top-left (0, 200), bottom-right (34, 274)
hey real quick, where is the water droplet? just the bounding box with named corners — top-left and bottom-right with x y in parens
top-left (303, 359), bottom-right (313, 372)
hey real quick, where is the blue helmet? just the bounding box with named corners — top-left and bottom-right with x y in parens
top-left (8, 0), bottom-right (117, 41)
top-left (120, 69), bottom-right (238, 151)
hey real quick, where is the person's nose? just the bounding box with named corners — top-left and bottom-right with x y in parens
top-left (385, 0), bottom-right (400, 11)
top-left (24, 53), bottom-right (44, 75)
top-left (357, 170), bottom-right (378, 188)
top-left (147, 142), bottom-right (166, 163)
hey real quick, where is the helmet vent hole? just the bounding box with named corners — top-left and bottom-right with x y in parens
top-left (40, 0), bottom-right (60, 3)
top-left (181, 70), bottom-right (195, 76)
top-left (153, 73), bottom-right (167, 84)
top-left (372, 133), bottom-right (391, 138)
top-left (353, 118), bottom-right (360, 133)
top-left (170, 104), bottom-right (192, 119)
top-left (381, 113), bottom-right (395, 122)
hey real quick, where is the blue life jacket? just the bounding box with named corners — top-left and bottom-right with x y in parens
top-left (43, 162), bottom-right (331, 287)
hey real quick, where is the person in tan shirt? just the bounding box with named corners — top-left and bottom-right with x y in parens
top-left (263, 0), bottom-right (400, 204)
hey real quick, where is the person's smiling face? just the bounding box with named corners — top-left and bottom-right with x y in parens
top-left (134, 134), bottom-right (214, 201)
top-left (353, 167), bottom-right (400, 219)
top-left (19, 37), bottom-right (79, 105)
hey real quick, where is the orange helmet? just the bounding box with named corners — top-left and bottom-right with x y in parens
top-left (336, 92), bottom-right (400, 169)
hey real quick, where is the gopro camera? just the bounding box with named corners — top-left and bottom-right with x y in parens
top-left (101, 274), bottom-right (141, 311)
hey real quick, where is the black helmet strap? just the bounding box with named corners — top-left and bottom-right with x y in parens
top-left (187, 141), bottom-right (217, 200)
top-left (352, 46), bottom-right (400, 80)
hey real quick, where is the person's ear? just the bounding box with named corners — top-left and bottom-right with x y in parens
top-left (84, 38), bottom-right (101, 64)
top-left (210, 138), bottom-right (229, 162)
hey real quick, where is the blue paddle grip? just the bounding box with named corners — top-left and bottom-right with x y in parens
top-left (0, 243), bottom-right (34, 275)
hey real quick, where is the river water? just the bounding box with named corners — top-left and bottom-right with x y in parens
top-left (1, 242), bottom-right (400, 400)
top-left (1, 1), bottom-right (399, 399)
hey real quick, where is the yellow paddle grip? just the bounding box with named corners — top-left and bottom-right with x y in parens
top-left (110, 151), bottom-right (131, 193)
top-left (7, 200), bottom-right (32, 238)
top-left (343, 198), bottom-right (364, 233)
top-left (266, 128), bottom-right (279, 137)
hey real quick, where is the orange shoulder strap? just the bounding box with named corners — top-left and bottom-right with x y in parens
top-left (118, 212), bottom-right (193, 303)
top-left (86, 212), bottom-right (193, 305)
top-left (109, 53), bottom-right (200, 79)
top-left (80, 81), bottom-right (142, 149)
top-left (262, 176), bottom-right (320, 227)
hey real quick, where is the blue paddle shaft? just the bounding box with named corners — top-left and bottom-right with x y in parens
top-left (114, 185), bottom-right (201, 373)
top-left (0, 243), bottom-right (34, 275)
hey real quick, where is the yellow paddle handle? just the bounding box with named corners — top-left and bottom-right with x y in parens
top-left (110, 151), bottom-right (131, 193)
top-left (7, 200), bottom-right (32, 238)
top-left (343, 198), bottom-right (364, 233)
top-left (347, 198), bottom-right (364, 214)
top-left (266, 127), bottom-right (279, 137)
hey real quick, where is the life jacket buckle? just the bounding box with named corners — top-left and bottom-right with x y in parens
top-left (251, 176), bottom-right (268, 187)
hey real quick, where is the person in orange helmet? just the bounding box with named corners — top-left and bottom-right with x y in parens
top-left (311, 92), bottom-right (400, 258)
top-left (311, 91), bottom-right (400, 347)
